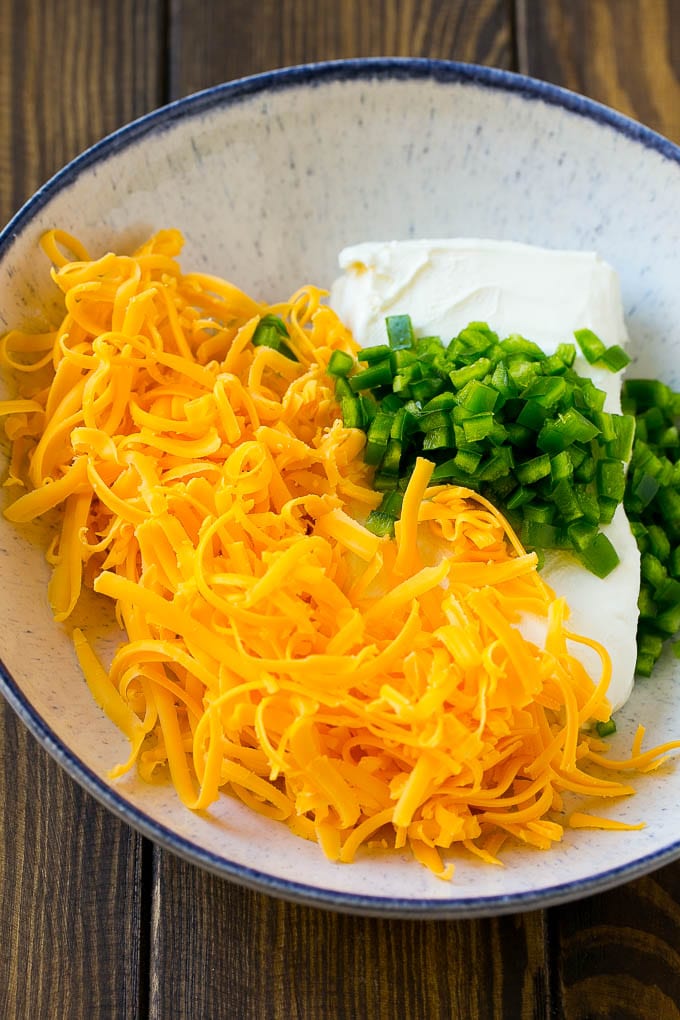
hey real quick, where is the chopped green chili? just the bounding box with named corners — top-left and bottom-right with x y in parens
top-left (623, 376), bottom-right (680, 677)
top-left (327, 349), bottom-right (355, 377)
top-left (332, 315), bottom-right (680, 677)
top-left (333, 316), bottom-right (636, 579)
top-left (252, 314), bottom-right (297, 360)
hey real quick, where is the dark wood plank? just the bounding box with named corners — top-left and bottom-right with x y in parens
top-left (516, 0), bottom-right (680, 143)
top-left (0, 700), bottom-right (148, 1019)
top-left (168, 0), bottom-right (514, 98)
top-left (152, 7), bottom-right (555, 1020)
top-left (149, 852), bottom-right (549, 1020)
top-left (0, 0), bottom-right (166, 223)
top-left (0, 1), bottom-right (165, 1017)
top-left (550, 865), bottom-right (680, 1020)
top-left (520, 3), bottom-right (680, 1017)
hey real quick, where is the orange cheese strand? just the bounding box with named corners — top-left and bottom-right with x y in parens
top-left (3, 228), bottom-right (680, 880)
top-left (568, 812), bottom-right (646, 831)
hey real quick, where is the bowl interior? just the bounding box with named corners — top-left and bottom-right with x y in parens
top-left (2, 61), bottom-right (680, 916)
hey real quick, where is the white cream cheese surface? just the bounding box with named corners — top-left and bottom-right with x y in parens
top-left (330, 238), bottom-right (640, 712)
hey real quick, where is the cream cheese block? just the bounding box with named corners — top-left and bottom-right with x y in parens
top-left (330, 238), bottom-right (640, 712)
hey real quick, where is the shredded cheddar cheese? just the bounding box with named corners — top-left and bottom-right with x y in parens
top-left (2, 228), bottom-right (678, 880)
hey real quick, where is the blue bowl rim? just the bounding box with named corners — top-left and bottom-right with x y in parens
top-left (2, 55), bottom-right (680, 261)
top-left (2, 56), bottom-right (680, 919)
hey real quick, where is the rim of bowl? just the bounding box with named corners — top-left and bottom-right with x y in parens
top-left (2, 57), bottom-right (680, 919)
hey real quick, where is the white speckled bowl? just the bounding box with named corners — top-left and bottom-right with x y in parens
top-left (1, 59), bottom-right (680, 918)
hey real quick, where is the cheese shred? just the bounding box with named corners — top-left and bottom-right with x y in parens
top-left (2, 228), bottom-right (678, 879)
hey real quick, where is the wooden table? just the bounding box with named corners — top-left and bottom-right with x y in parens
top-left (2, 2), bottom-right (680, 1017)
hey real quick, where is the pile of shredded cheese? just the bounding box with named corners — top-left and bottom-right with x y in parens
top-left (2, 228), bottom-right (678, 880)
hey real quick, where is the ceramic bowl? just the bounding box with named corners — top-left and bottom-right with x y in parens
top-left (1, 59), bottom-right (680, 918)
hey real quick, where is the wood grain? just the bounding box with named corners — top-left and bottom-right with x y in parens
top-left (168, 0), bottom-right (514, 98)
top-left (550, 864), bottom-right (680, 1020)
top-left (0, 700), bottom-right (148, 1019)
top-left (148, 851), bottom-right (550, 1020)
top-left (0, 0), bottom-right (166, 223)
top-left (517, 0), bottom-right (680, 143)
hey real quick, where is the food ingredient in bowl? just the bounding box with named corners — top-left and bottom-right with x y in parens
top-left (622, 378), bottom-right (680, 676)
top-left (330, 239), bottom-right (640, 711)
top-left (1, 229), bottom-right (678, 879)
